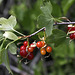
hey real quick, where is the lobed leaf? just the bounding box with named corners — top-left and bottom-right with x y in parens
top-left (0, 15), bottom-right (17, 30)
top-left (37, 1), bottom-right (54, 37)
top-left (38, 14), bottom-right (54, 37)
top-left (40, 1), bottom-right (52, 15)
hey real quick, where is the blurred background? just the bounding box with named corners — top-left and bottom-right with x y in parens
top-left (0, 0), bottom-right (75, 75)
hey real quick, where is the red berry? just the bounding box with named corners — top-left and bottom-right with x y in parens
top-left (20, 45), bottom-right (26, 51)
top-left (70, 33), bottom-right (74, 39)
top-left (73, 32), bottom-right (75, 38)
top-left (30, 43), bottom-right (36, 49)
top-left (27, 53), bottom-right (34, 60)
top-left (40, 48), bottom-right (46, 55)
top-left (36, 41), bottom-right (44, 48)
top-left (41, 41), bottom-right (45, 47)
top-left (23, 41), bottom-right (28, 47)
top-left (68, 27), bottom-right (75, 31)
top-left (28, 47), bottom-right (34, 52)
top-left (68, 25), bottom-right (75, 32)
top-left (46, 46), bottom-right (52, 53)
top-left (20, 50), bottom-right (28, 57)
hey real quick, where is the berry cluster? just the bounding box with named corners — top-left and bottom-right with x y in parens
top-left (68, 25), bottom-right (75, 40)
top-left (18, 40), bottom-right (52, 61)
top-left (36, 41), bottom-right (52, 55)
top-left (20, 41), bottom-right (35, 60)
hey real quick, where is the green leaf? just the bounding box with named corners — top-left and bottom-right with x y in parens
top-left (0, 15), bottom-right (17, 30)
top-left (8, 15), bottom-right (17, 28)
top-left (0, 49), bottom-right (13, 74)
top-left (3, 31), bottom-right (18, 40)
top-left (40, 1), bottom-right (52, 15)
top-left (8, 43), bottom-right (17, 54)
top-left (0, 39), bottom-right (6, 64)
top-left (46, 29), bottom-right (68, 47)
top-left (38, 14), bottom-right (54, 37)
top-left (52, 29), bottom-right (66, 37)
top-left (2, 49), bottom-right (13, 74)
top-left (37, 1), bottom-right (54, 37)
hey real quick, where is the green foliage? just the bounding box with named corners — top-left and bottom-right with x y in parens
top-left (38, 14), bottom-right (54, 37)
top-left (3, 31), bottom-right (18, 40)
top-left (55, 58), bottom-right (68, 66)
top-left (10, 4), bottom-right (26, 21)
top-left (0, 0), bottom-right (75, 75)
top-left (53, 42), bottom-right (69, 58)
top-left (68, 41), bottom-right (75, 57)
top-left (40, 1), bottom-right (52, 15)
top-left (0, 15), bottom-right (16, 30)
top-left (51, 1), bottom-right (62, 17)
top-left (8, 43), bottom-right (17, 54)
top-left (38, 2), bottom-right (54, 37)
top-left (46, 29), bottom-right (68, 47)
top-left (9, 0), bottom-right (42, 33)
top-left (50, 0), bottom-right (75, 16)
top-left (0, 39), bottom-right (12, 74)
top-left (0, 31), bottom-right (4, 41)
top-left (0, 16), bottom-right (18, 74)
top-left (0, 41), bottom-right (4, 64)
top-left (2, 49), bottom-right (13, 74)
top-left (62, 0), bottom-right (75, 15)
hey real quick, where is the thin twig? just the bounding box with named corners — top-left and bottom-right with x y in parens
top-left (19, 27), bottom-right (46, 38)
top-left (26, 27), bottom-right (46, 37)
top-left (54, 22), bottom-right (75, 25)
top-left (18, 22), bottom-right (75, 39)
